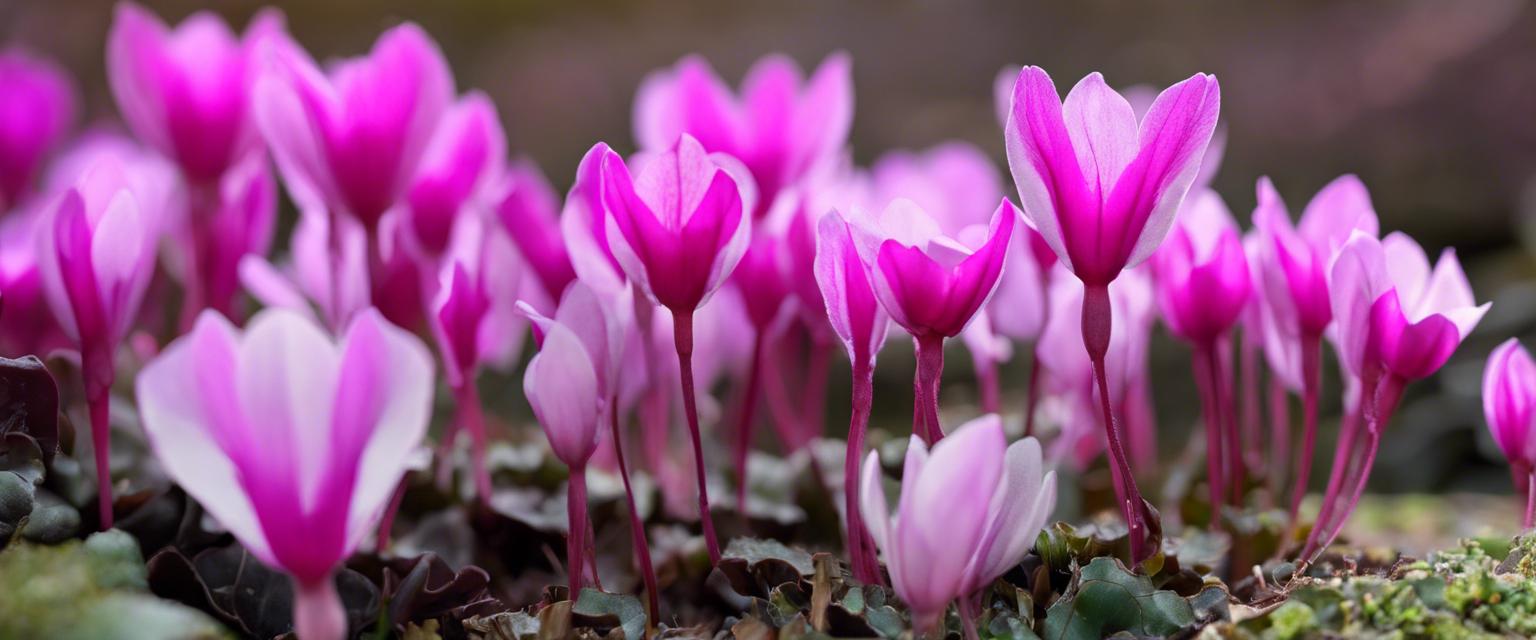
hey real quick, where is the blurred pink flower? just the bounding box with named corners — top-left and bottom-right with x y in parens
top-left (1484, 338), bottom-right (1536, 527)
top-left (1152, 189), bottom-right (1250, 344)
top-left (254, 22), bottom-right (452, 229)
top-left (0, 205), bottom-right (67, 356)
top-left (107, 2), bottom-right (284, 184)
top-left (239, 209), bottom-right (371, 329)
top-left (136, 308), bottom-right (434, 640)
top-left (401, 92), bottom-right (506, 259)
top-left (0, 48), bottom-right (75, 210)
top-left (634, 53), bottom-right (851, 215)
top-left (498, 159), bottom-right (575, 306)
top-left (867, 143), bottom-right (1003, 236)
top-left (162, 157), bottom-right (277, 317)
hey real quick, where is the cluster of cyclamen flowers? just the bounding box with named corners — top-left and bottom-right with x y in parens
top-left (0, 3), bottom-right (1522, 639)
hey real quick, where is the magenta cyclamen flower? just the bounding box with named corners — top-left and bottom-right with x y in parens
top-left (849, 198), bottom-right (1014, 443)
top-left (0, 49), bottom-right (75, 210)
top-left (37, 158), bottom-right (163, 528)
top-left (401, 92), bottom-right (506, 259)
top-left (136, 308), bottom-right (433, 640)
top-left (860, 416), bottom-right (1053, 635)
top-left (107, 2), bottom-right (284, 185)
top-left (1252, 175), bottom-right (1377, 523)
top-left (498, 159), bottom-right (576, 307)
top-left (163, 157), bottom-right (277, 319)
top-left (634, 53), bottom-right (851, 215)
top-left (254, 21), bottom-right (451, 230)
top-left (240, 209), bottom-right (371, 329)
top-left (598, 133), bottom-right (753, 562)
top-left (1004, 66), bottom-right (1218, 563)
top-left (815, 209), bottom-right (891, 584)
top-left (1303, 231), bottom-right (1487, 560)
top-left (1151, 189), bottom-right (1250, 511)
top-left (1485, 339), bottom-right (1536, 528)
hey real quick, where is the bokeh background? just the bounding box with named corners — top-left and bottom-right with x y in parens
top-left (7, 0), bottom-right (1536, 533)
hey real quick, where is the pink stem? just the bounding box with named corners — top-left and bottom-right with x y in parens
top-left (973, 348), bottom-right (1001, 415)
top-left (959, 595), bottom-right (980, 640)
top-left (1082, 282), bottom-right (1154, 564)
top-left (800, 336), bottom-right (832, 443)
top-left (292, 575), bottom-right (346, 640)
top-left (608, 407), bottom-right (661, 625)
top-left (913, 334), bottom-right (946, 444)
top-left (845, 357), bottom-right (882, 584)
top-left (762, 339), bottom-right (805, 452)
top-left (88, 375), bottom-right (113, 530)
top-left (1288, 333), bottom-right (1323, 527)
top-left (1024, 345), bottom-right (1042, 438)
top-left (456, 381), bottom-right (493, 505)
top-left (1525, 472), bottom-right (1535, 531)
top-left (734, 332), bottom-right (767, 514)
top-left (376, 477), bottom-right (408, 552)
top-left (1307, 374), bottom-right (1403, 563)
top-left (1215, 336), bottom-right (1244, 506)
top-left (1240, 333), bottom-right (1263, 476)
top-left (1304, 405), bottom-right (1360, 556)
top-left (673, 310), bottom-right (722, 564)
top-left (1192, 344), bottom-right (1225, 523)
top-left (1267, 376), bottom-right (1290, 506)
top-left (567, 464), bottom-right (588, 596)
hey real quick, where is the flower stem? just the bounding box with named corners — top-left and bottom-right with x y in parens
top-left (1215, 338), bottom-right (1244, 506)
top-left (1192, 344), bottom-right (1225, 523)
top-left (1024, 345), bottom-right (1042, 438)
top-left (293, 574), bottom-right (346, 640)
top-left (673, 310), bottom-right (722, 564)
top-left (1240, 334), bottom-right (1263, 478)
top-left (1525, 472), bottom-right (1535, 531)
top-left (456, 381), bottom-right (492, 505)
top-left (845, 357), bottom-right (881, 584)
top-left (800, 335), bottom-right (833, 443)
top-left (609, 407), bottom-right (661, 624)
top-left (376, 477), bottom-right (408, 552)
top-left (973, 348), bottom-right (1001, 415)
top-left (913, 334), bottom-right (946, 444)
top-left (1304, 405), bottom-right (1360, 556)
top-left (1288, 332), bottom-right (1323, 527)
top-left (567, 464), bottom-right (589, 596)
top-left (1267, 376), bottom-right (1290, 507)
top-left (1082, 282), bottom-right (1155, 564)
top-left (88, 376), bottom-right (113, 530)
top-left (958, 595), bottom-right (980, 640)
top-left (1306, 374), bottom-right (1403, 563)
top-left (734, 332), bottom-right (767, 512)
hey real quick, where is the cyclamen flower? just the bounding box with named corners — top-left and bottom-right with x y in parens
top-left (1484, 339), bottom-right (1536, 528)
top-left (37, 157), bottom-right (164, 528)
top-left (1004, 66), bottom-right (1219, 563)
top-left (239, 210), bottom-right (371, 329)
top-left (1151, 190), bottom-right (1250, 509)
top-left (401, 92), bottom-right (506, 259)
top-left (254, 22), bottom-right (452, 230)
top-left (1303, 230), bottom-right (1488, 560)
top-left (860, 416), bottom-right (1054, 634)
top-left (849, 198), bottom-right (1014, 443)
top-left (815, 209), bottom-right (891, 583)
top-left (107, 2), bottom-right (284, 185)
top-left (163, 157), bottom-right (277, 318)
top-left (498, 159), bottom-right (575, 307)
top-left (598, 133), bottom-right (754, 562)
top-left (0, 48), bottom-right (75, 210)
top-left (634, 53), bottom-right (851, 215)
top-left (136, 308), bottom-right (434, 640)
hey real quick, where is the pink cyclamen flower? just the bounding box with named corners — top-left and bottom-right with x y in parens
top-left (136, 308), bottom-right (433, 640)
top-left (1484, 338), bottom-right (1536, 528)
top-left (254, 22), bottom-right (452, 229)
top-left (598, 132), bottom-right (754, 563)
top-left (1004, 66), bottom-right (1218, 563)
top-left (860, 415), bottom-right (1053, 634)
top-left (850, 198), bottom-right (1014, 443)
top-left (401, 92), bottom-right (506, 259)
top-left (0, 49), bottom-right (75, 210)
top-left (868, 143), bottom-right (1004, 236)
top-left (1152, 189), bottom-right (1250, 344)
top-left (107, 2), bottom-right (284, 185)
top-left (240, 210), bottom-right (371, 330)
top-left (161, 156), bottom-right (277, 318)
top-left (498, 159), bottom-right (575, 307)
top-left (36, 157), bottom-right (163, 528)
top-left (1303, 230), bottom-right (1488, 560)
top-left (635, 53), bottom-right (851, 215)
top-left (0, 205), bottom-right (68, 357)
top-left (815, 209), bottom-right (892, 582)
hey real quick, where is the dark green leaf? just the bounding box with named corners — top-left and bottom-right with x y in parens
top-left (1042, 557), bottom-right (1195, 640)
top-left (572, 588), bottom-right (647, 640)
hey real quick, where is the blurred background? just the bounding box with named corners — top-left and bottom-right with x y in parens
top-left (7, 0), bottom-right (1536, 532)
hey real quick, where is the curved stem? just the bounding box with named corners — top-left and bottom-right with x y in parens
top-left (958, 595), bottom-right (980, 640)
top-left (845, 357), bottom-right (881, 584)
top-left (801, 336), bottom-right (833, 443)
top-left (1303, 404), bottom-right (1360, 557)
top-left (1192, 344), bottom-right (1225, 523)
top-left (1288, 333), bottom-right (1324, 527)
top-left (292, 575), bottom-right (346, 640)
top-left (567, 465), bottom-right (589, 596)
top-left (1307, 374), bottom-right (1403, 563)
top-left (973, 349), bottom-right (1001, 415)
top-left (914, 335), bottom-right (946, 444)
top-left (609, 407), bottom-right (661, 625)
top-left (376, 477), bottom-right (408, 552)
top-left (1240, 334), bottom-right (1263, 476)
top-left (1082, 282), bottom-right (1154, 564)
top-left (1214, 337), bottom-right (1243, 506)
top-left (734, 333), bottom-right (767, 511)
top-left (456, 381), bottom-right (492, 505)
top-left (673, 311), bottom-right (722, 564)
top-left (1267, 376), bottom-right (1290, 506)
